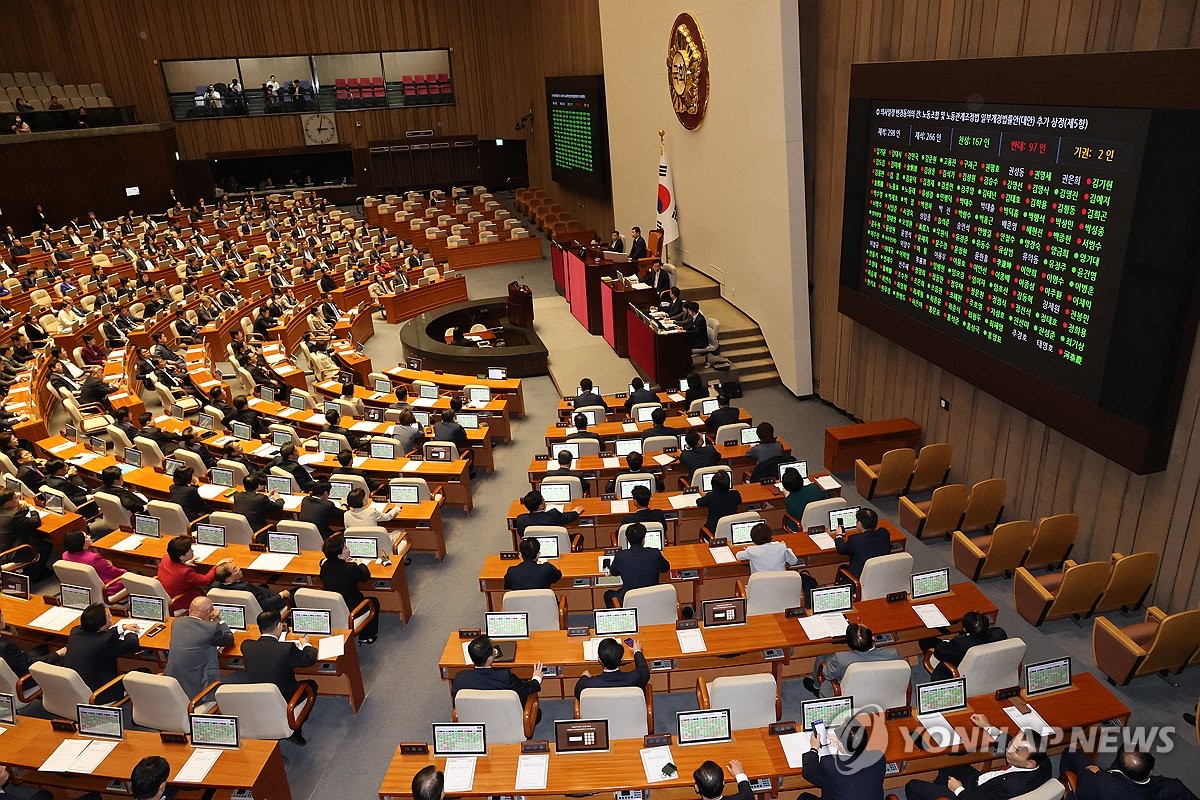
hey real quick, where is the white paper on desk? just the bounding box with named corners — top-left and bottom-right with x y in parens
top-left (609, 499), bottom-right (630, 515)
top-left (30, 606), bottom-right (83, 631)
top-left (602, 457), bottom-right (621, 469)
top-left (667, 393), bottom-right (685, 403)
top-left (249, 553), bottom-right (294, 571)
top-left (246, 397), bottom-right (264, 409)
top-left (111, 534), bottom-right (145, 552)
top-left (461, 641), bottom-right (473, 664)
top-left (798, 613), bottom-right (848, 640)
top-left (810, 533), bottom-right (836, 551)
top-left (709, 546), bottom-right (736, 564)
top-left (67, 452), bottom-right (101, 466)
top-left (622, 422), bottom-right (639, 433)
top-left (280, 494), bottom-right (304, 512)
top-left (546, 503), bottom-right (565, 513)
top-left (111, 390), bottom-right (132, 399)
top-left (443, 757), bottom-right (477, 793)
top-left (48, 441), bottom-right (76, 454)
top-left (351, 421), bottom-right (375, 432)
top-left (1003, 704), bottom-right (1054, 736)
top-left (515, 753), bottom-right (549, 791)
top-left (353, 456), bottom-right (368, 467)
top-left (914, 604), bottom-right (951, 629)
top-left (652, 453), bottom-right (675, 466)
top-left (175, 747), bottom-right (222, 783)
top-left (191, 544), bottom-right (218, 562)
top-left (40, 739), bottom-right (91, 772)
top-left (397, 459), bottom-right (416, 472)
top-left (197, 483), bottom-right (228, 500)
top-left (210, 436), bottom-right (234, 447)
top-left (916, 712), bottom-right (963, 747)
top-left (668, 493), bottom-right (699, 509)
top-left (815, 475), bottom-right (841, 492)
top-left (779, 731), bottom-right (814, 768)
top-left (278, 407), bottom-right (301, 418)
top-left (582, 637), bottom-right (608, 662)
top-left (67, 739), bottom-right (119, 773)
top-left (252, 444), bottom-right (277, 457)
top-left (412, 397), bottom-right (436, 408)
top-left (640, 746), bottom-right (676, 783)
top-left (318, 634), bottom-right (345, 659)
top-left (676, 627), bottom-right (707, 653)
top-left (686, 416), bottom-right (704, 427)
top-left (298, 453), bottom-right (326, 465)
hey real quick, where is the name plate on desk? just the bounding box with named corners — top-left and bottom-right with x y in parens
top-left (160, 732), bottom-right (188, 745)
top-left (567, 626), bottom-right (591, 637)
top-left (522, 740), bottom-right (550, 753)
top-left (51, 720), bottom-right (78, 733)
top-left (572, 578), bottom-right (591, 588)
top-left (458, 628), bottom-right (481, 639)
top-left (708, 538), bottom-right (729, 548)
top-left (995, 686), bottom-right (1021, 701)
top-left (604, 547), bottom-right (620, 556)
top-left (662, 447), bottom-right (678, 454)
top-left (535, 455), bottom-right (549, 461)
top-left (650, 658), bottom-right (675, 671)
top-left (249, 543), bottom-right (266, 552)
top-left (723, 440), bottom-right (737, 447)
top-left (400, 742), bottom-right (430, 755)
top-left (886, 591), bottom-right (907, 603)
top-left (616, 791), bottom-right (646, 800)
top-left (807, 525), bottom-right (826, 535)
top-left (499, 551), bottom-right (520, 560)
top-left (555, 422), bottom-right (570, 428)
top-left (682, 486), bottom-right (700, 494)
top-left (643, 734), bottom-right (671, 748)
top-left (670, 569), bottom-right (699, 581)
top-left (763, 648), bottom-right (786, 661)
top-left (768, 721), bottom-right (797, 736)
top-left (885, 706), bottom-right (912, 720)
top-left (676, 619), bottom-right (698, 630)
top-left (601, 494), bottom-right (616, 501)
top-left (784, 606), bottom-right (805, 618)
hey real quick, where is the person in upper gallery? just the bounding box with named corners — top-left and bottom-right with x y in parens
top-left (608, 229), bottom-right (625, 253)
top-left (903, 721), bottom-right (1049, 800)
top-left (648, 260), bottom-right (671, 292)
top-left (623, 377), bottom-right (659, 416)
top-left (572, 636), bottom-right (650, 698)
top-left (514, 490), bottom-right (585, 537)
top-left (703, 393), bottom-right (741, 434)
top-left (1060, 744), bottom-right (1197, 800)
top-left (605, 451), bottom-right (665, 494)
top-left (919, 610), bottom-right (1007, 682)
top-left (572, 377), bottom-right (608, 412)
top-left (602, 522), bottom-right (670, 607)
top-left (746, 421), bottom-right (785, 464)
top-left (833, 507), bottom-right (890, 580)
top-left (503, 536), bottom-right (562, 591)
top-left (620, 485), bottom-right (666, 526)
top-left (695, 469), bottom-right (742, 534)
top-left (627, 226), bottom-right (647, 263)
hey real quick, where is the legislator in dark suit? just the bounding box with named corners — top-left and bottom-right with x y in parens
top-left (680, 445), bottom-right (722, 476)
top-left (514, 507), bottom-right (580, 537)
top-left (905, 728), bottom-right (1051, 800)
top-left (1060, 749), bottom-right (1197, 800)
top-left (928, 626), bottom-right (1008, 680)
top-left (834, 527), bottom-right (891, 578)
top-left (64, 626), bottom-right (140, 702)
top-left (620, 507), bottom-right (667, 526)
top-left (622, 388), bottom-right (658, 415)
top-left (606, 543), bottom-right (670, 604)
top-left (320, 557), bottom-right (379, 639)
top-left (451, 665), bottom-right (542, 704)
top-left (232, 490), bottom-right (284, 534)
top-left (241, 634), bottom-right (318, 698)
top-left (78, 376), bottom-right (115, 408)
top-left (799, 747), bottom-right (887, 800)
top-left (704, 405), bottom-right (742, 436)
top-left (299, 495), bottom-right (344, 540)
top-left (696, 487), bottom-right (743, 534)
top-left (573, 391), bottom-right (608, 413)
top-left (628, 235), bottom-right (647, 263)
top-left (169, 483), bottom-right (211, 521)
top-left (572, 649), bottom-right (650, 697)
top-left (503, 559), bottom-right (562, 591)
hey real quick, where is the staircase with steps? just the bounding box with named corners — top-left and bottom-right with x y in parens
top-left (673, 265), bottom-right (781, 390)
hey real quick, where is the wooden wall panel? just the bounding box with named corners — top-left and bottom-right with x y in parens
top-left (0, 0), bottom-right (612, 232)
top-left (806, 0), bottom-right (1200, 610)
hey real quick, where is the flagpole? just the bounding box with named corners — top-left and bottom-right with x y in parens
top-left (658, 129), bottom-right (667, 265)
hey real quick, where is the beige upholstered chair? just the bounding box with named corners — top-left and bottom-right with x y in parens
top-left (577, 686), bottom-right (652, 739)
top-left (124, 672), bottom-right (215, 733)
top-left (1092, 552), bottom-right (1159, 615)
top-left (453, 689), bottom-right (537, 743)
top-left (697, 674), bottom-right (780, 730)
top-left (1014, 560), bottom-right (1110, 626)
top-left (215, 683), bottom-right (314, 740)
top-left (953, 520), bottom-right (1034, 581)
top-left (621, 585), bottom-right (679, 626)
top-left (29, 663), bottom-right (123, 720)
top-left (951, 638), bottom-right (1027, 695)
top-left (899, 483), bottom-right (968, 540)
top-left (741, 572), bottom-right (803, 617)
top-left (841, 552), bottom-right (913, 601)
top-left (835, 659), bottom-right (911, 710)
top-left (854, 447), bottom-right (916, 500)
top-left (1092, 607), bottom-right (1200, 685)
top-left (502, 589), bottom-right (566, 631)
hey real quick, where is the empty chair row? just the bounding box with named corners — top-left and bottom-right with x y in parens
top-left (854, 443), bottom-right (952, 500)
top-left (1014, 551), bottom-right (1160, 626)
top-left (899, 478), bottom-right (1006, 540)
top-left (1093, 602), bottom-right (1200, 686)
top-left (0, 71), bottom-right (61, 87)
top-left (952, 513), bottom-right (1079, 581)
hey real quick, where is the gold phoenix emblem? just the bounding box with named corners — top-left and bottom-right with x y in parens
top-left (666, 13), bottom-right (708, 130)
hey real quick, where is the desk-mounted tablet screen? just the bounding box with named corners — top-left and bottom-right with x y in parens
top-left (190, 713), bottom-right (240, 749)
top-left (677, 709), bottom-right (732, 745)
top-left (432, 723), bottom-right (486, 757)
top-left (555, 719), bottom-right (610, 753)
top-left (1024, 656), bottom-right (1072, 696)
top-left (917, 678), bottom-right (967, 715)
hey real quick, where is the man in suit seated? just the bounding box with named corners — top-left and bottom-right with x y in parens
top-left (680, 429), bottom-right (722, 476)
top-left (573, 636), bottom-right (649, 697)
top-left (703, 394), bottom-right (741, 436)
top-left (622, 377), bottom-right (658, 416)
top-left (98, 465), bottom-right (147, 515)
top-left (47, 360), bottom-right (82, 397)
top-left (647, 260), bottom-right (671, 292)
top-left (164, 597), bottom-right (234, 699)
top-left (681, 301), bottom-right (710, 351)
top-left (797, 724), bottom-right (886, 800)
top-left (232, 474), bottom-right (286, 537)
top-left (298, 481), bottom-right (344, 540)
top-left (451, 634), bottom-right (544, 707)
top-left (640, 408), bottom-right (675, 442)
top-left (272, 443), bottom-right (316, 492)
top-left (64, 604), bottom-right (140, 703)
top-left (920, 610), bottom-right (1007, 681)
top-left (1060, 745), bottom-right (1197, 800)
top-left (503, 536), bottom-right (562, 591)
top-left (572, 377), bottom-right (608, 413)
top-left (213, 562), bottom-right (289, 612)
top-left (42, 459), bottom-right (97, 517)
top-left (544, 450), bottom-right (577, 479)
top-left (805, 622), bottom-right (901, 697)
top-left (603, 523), bottom-right (670, 607)
top-left (566, 412), bottom-right (603, 451)
top-left (620, 485), bottom-right (666, 526)
top-left (605, 452), bottom-right (665, 494)
top-left (514, 490), bottom-right (585, 537)
top-left (834, 508), bottom-right (891, 580)
top-left (78, 365), bottom-right (116, 410)
top-left (905, 721), bottom-right (1050, 800)
top-left (692, 760), bottom-right (752, 800)
top-left (242, 609), bottom-right (317, 745)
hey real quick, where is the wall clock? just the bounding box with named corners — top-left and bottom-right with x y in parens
top-left (302, 113), bottom-right (338, 146)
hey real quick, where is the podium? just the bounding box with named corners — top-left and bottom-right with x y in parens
top-left (507, 281), bottom-right (534, 328)
top-left (601, 277), bottom-right (657, 357)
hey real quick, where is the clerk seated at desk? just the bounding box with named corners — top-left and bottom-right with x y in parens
top-left (573, 636), bottom-right (649, 697)
top-left (503, 537), bottom-right (562, 591)
top-left (449, 327), bottom-right (474, 347)
top-left (603, 522), bottom-right (670, 607)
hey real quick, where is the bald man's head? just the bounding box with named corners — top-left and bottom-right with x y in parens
top-left (189, 597), bottom-right (214, 619)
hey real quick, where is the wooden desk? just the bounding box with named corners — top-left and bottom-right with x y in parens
top-left (446, 236), bottom-right (543, 271)
top-left (627, 305), bottom-right (691, 389)
top-left (555, 390), bottom-right (706, 421)
top-left (438, 581), bottom-right (995, 699)
top-left (379, 675), bottom-right (1128, 798)
top-left (0, 592), bottom-right (366, 712)
top-left (478, 524), bottom-right (905, 611)
top-left (379, 277), bottom-right (469, 325)
top-left (823, 418), bottom-right (922, 473)
top-left (542, 411), bottom-right (755, 448)
top-left (335, 309), bottom-right (376, 348)
top-left (601, 278), bottom-right (658, 357)
top-left (2, 718), bottom-right (291, 800)
top-left (565, 249), bottom-right (618, 335)
top-left (385, 366), bottom-right (526, 418)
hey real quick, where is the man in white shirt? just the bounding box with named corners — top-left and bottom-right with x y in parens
top-left (904, 718), bottom-right (1050, 799)
top-left (734, 522), bottom-right (798, 573)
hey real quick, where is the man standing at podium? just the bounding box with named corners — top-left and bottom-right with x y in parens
top-left (628, 226), bottom-right (647, 263)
